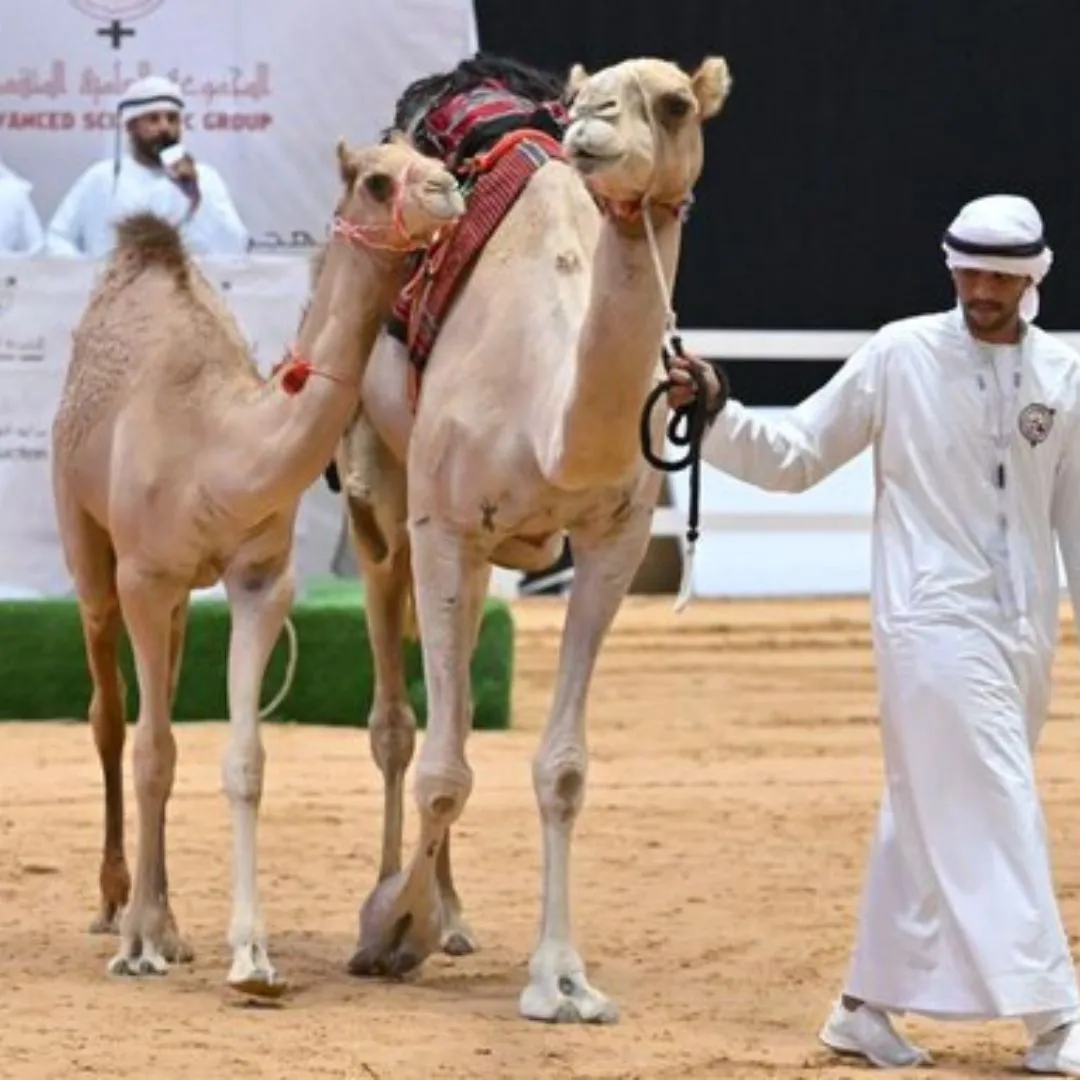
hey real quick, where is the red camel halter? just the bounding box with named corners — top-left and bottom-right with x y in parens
top-left (274, 164), bottom-right (447, 394)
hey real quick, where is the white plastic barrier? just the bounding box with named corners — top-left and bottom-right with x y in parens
top-left (664, 407), bottom-right (875, 597)
top-left (665, 328), bottom-right (1080, 598)
top-left (3, 277), bottom-right (1077, 601)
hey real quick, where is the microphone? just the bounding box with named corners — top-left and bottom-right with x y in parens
top-left (160, 142), bottom-right (200, 205)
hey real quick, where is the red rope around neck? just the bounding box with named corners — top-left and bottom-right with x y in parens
top-left (271, 349), bottom-right (353, 395)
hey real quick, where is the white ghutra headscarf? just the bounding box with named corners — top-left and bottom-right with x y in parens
top-left (942, 194), bottom-right (1053, 323)
top-left (112, 75), bottom-right (186, 183)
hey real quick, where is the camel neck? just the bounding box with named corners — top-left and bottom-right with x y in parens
top-left (554, 208), bottom-right (683, 489)
top-left (232, 239), bottom-right (405, 509)
top-left (295, 241), bottom-right (399, 376)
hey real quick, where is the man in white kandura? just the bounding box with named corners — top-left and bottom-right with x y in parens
top-left (669, 193), bottom-right (1080, 1076)
top-left (0, 156), bottom-right (44, 254)
top-left (45, 75), bottom-right (249, 257)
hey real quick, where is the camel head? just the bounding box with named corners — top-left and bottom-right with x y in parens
top-left (562, 56), bottom-right (732, 212)
top-left (333, 135), bottom-right (465, 251)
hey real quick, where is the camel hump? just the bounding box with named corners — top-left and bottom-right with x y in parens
top-left (113, 212), bottom-right (190, 286)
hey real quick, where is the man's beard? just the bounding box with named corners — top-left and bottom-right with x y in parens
top-left (962, 299), bottom-right (1019, 336)
top-left (133, 130), bottom-right (178, 162)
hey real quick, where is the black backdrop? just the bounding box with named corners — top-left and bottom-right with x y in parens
top-left (473, 0), bottom-right (1080, 405)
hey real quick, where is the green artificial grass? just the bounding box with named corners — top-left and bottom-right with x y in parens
top-left (0, 576), bottom-right (514, 729)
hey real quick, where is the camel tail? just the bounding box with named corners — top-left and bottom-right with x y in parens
top-left (113, 212), bottom-right (191, 288)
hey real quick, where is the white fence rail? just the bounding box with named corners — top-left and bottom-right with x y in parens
top-left (680, 329), bottom-right (1080, 360)
top-left (662, 328), bottom-right (1080, 598)
top-left (0, 252), bottom-right (1074, 601)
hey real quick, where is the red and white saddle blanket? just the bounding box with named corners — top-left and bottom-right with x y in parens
top-left (386, 81), bottom-right (569, 409)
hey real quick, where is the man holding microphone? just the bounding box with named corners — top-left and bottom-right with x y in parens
top-left (45, 75), bottom-right (249, 257)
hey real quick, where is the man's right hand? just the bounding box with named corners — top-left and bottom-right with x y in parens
top-left (170, 154), bottom-right (197, 183)
top-left (161, 144), bottom-right (201, 208)
top-left (666, 353), bottom-right (724, 414)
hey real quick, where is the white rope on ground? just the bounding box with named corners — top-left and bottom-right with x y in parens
top-left (258, 614), bottom-right (299, 718)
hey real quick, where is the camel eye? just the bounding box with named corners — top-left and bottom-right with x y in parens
top-left (364, 172), bottom-right (395, 202)
top-left (658, 92), bottom-right (693, 121)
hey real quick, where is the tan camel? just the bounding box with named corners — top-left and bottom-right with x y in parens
top-left (337, 55), bottom-right (731, 1020)
top-left (50, 136), bottom-right (463, 996)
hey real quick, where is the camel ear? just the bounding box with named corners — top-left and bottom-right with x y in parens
top-left (566, 62), bottom-right (589, 101)
top-left (690, 56), bottom-right (732, 119)
top-left (336, 137), bottom-right (358, 186)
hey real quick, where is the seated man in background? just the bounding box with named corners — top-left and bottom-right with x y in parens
top-left (46, 75), bottom-right (249, 257)
top-left (0, 156), bottom-right (44, 254)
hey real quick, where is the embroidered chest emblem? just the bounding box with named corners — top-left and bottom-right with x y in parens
top-left (1017, 402), bottom-right (1055, 447)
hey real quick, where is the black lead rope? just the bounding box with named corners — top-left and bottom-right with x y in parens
top-left (639, 332), bottom-right (730, 557)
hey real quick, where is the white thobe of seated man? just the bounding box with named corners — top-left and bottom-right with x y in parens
top-left (44, 75), bottom-right (249, 258)
top-left (0, 159), bottom-right (44, 254)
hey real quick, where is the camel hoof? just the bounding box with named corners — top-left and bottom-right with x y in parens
top-left (519, 972), bottom-right (620, 1025)
top-left (346, 944), bottom-right (383, 978)
top-left (227, 944), bottom-right (286, 999)
top-left (350, 870), bottom-right (441, 980)
top-left (346, 939), bottom-right (423, 980)
top-left (441, 928), bottom-right (478, 957)
top-left (227, 973), bottom-right (289, 1000)
top-left (108, 947), bottom-right (168, 979)
top-left (162, 931), bottom-right (195, 965)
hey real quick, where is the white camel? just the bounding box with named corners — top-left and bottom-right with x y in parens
top-left (336, 54), bottom-right (732, 1022)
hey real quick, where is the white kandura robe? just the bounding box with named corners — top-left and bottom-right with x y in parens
top-left (45, 157), bottom-right (249, 258)
top-left (701, 306), bottom-right (1080, 1020)
top-left (0, 175), bottom-right (44, 254)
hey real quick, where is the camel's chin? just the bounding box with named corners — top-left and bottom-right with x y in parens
top-left (567, 150), bottom-right (624, 177)
top-left (427, 194), bottom-right (466, 221)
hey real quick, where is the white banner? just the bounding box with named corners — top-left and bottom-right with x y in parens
top-left (0, 252), bottom-right (350, 598)
top-left (0, 0), bottom-right (478, 250)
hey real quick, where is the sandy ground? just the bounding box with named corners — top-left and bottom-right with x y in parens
top-left (4, 595), bottom-right (1080, 1079)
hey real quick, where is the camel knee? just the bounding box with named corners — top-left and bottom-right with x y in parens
top-left (369, 701), bottom-right (416, 777)
top-left (414, 754), bottom-right (474, 830)
top-left (222, 735), bottom-right (265, 804)
top-left (132, 725), bottom-right (177, 805)
top-left (533, 749), bottom-right (588, 823)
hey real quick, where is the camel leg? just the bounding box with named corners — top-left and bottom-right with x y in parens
top-left (349, 518), bottom-right (485, 978)
top-left (167, 599), bottom-right (189, 709)
top-left (345, 492), bottom-right (416, 887)
top-left (156, 599), bottom-right (194, 964)
top-left (107, 564), bottom-right (184, 978)
top-left (361, 537), bottom-right (480, 957)
top-left (435, 567), bottom-right (491, 955)
top-left (58, 504), bottom-right (130, 935)
top-left (344, 423), bottom-right (479, 958)
top-left (220, 562), bottom-right (293, 998)
top-left (435, 830), bottom-right (474, 955)
top-left (86, 590), bottom-right (129, 936)
top-left (519, 512), bottom-right (653, 1024)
